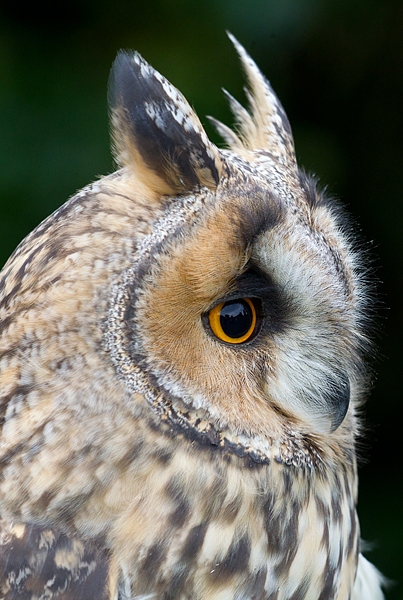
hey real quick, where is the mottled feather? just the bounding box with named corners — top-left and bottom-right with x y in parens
top-left (0, 35), bottom-right (383, 600)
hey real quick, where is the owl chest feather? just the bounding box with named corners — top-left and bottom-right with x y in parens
top-left (105, 427), bottom-right (359, 600)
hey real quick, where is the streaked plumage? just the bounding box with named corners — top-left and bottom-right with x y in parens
top-left (0, 35), bottom-right (383, 599)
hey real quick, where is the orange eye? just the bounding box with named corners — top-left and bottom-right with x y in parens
top-left (208, 298), bottom-right (258, 344)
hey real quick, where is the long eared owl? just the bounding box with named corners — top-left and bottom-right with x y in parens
top-left (0, 34), bottom-right (384, 599)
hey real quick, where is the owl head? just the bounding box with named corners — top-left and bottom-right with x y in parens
top-left (0, 36), bottom-right (371, 514)
top-left (104, 34), bottom-right (370, 462)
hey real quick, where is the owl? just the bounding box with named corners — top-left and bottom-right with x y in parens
top-left (0, 34), bottom-right (384, 600)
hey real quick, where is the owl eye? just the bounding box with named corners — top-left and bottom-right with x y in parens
top-left (208, 298), bottom-right (259, 344)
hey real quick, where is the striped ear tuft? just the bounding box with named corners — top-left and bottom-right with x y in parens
top-left (108, 52), bottom-right (223, 197)
top-left (210, 33), bottom-right (297, 170)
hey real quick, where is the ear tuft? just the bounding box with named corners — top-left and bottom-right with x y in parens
top-left (221, 33), bottom-right (297, 168)
top-left (108, 51), bottom-right (223, 196)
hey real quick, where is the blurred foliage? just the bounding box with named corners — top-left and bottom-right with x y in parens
top-left (0, 0), bottom-right (402, 596)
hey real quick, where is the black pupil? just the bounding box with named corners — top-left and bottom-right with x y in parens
top-left (220, 300), bottom-right (253, 339)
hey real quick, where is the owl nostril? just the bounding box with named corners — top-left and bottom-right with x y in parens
top-left (326, 371), bottom-right (350, 432)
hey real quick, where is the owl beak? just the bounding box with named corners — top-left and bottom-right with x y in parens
top-left (327, 371), bottom-right (350, 432)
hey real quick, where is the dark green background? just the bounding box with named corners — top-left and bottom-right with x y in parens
top-left (0, 0), bottom-right (401, 596)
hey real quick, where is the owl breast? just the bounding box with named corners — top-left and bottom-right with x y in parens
top-left (102, 423), bottom-right (358, 599)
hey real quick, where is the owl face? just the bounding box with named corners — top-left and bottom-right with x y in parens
top-left (106, 41), bottom-right (367, 465)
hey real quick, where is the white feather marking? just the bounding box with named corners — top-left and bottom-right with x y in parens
top-left (352, 554), bottom-right (385, 600)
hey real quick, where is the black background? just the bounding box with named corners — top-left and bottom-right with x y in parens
top-left (0, 0), bottom-right (402, 595)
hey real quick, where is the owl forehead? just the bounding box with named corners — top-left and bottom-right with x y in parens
top-left (134, 156), bottom-right (348, 300)
top-left (137, 155), bottom-right (292, 268)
